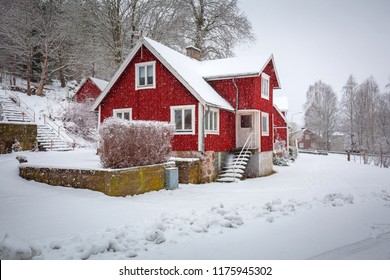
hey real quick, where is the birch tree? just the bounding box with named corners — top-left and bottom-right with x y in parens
top-left (354, 76), bottom-right (379, 152)
top-left (304, 80), bottom-right (338, 150)
top-left (341, 75), bottom-right (358, 149)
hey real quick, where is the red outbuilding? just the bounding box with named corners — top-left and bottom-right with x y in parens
top-left (74, 77), bottom-right (108, 103)
top-left (92, 37), bottom-right (283, 181)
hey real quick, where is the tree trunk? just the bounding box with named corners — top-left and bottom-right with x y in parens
top-left (26, 60), bottom-right (32, 96)
top-left (36, 53), bottom-right (48, 96)
top-left (58, 49), bottom-right (66, 88)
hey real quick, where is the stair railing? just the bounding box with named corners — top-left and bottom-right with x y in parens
top-left (43, 114), bottom-right (77, 150)
top-left (232, 133), bottom-right (256, 182)
top-left (3, 89), bottom-right (35, 122)
top-left (37, 127), bottom-right (55, 151)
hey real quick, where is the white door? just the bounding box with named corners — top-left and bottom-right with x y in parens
top-left (236, 113), bottom-right (254, 148)
top-left (236, 111), bottom-right (260, 149)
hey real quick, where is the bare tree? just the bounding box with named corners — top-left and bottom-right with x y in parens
top-left (354, 76), bottom-right (379, 153)
top-left (0, 0), bottom-right (40, 94)
top-left (304, 80), bottom-right (338, 150)
top-left (341, 75), bottom-right (358, 150)
top-left (180, 0), bottom-right (255, 59)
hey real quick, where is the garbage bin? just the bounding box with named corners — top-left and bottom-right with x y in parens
top-left (165, 167), bottom-right (178, 190)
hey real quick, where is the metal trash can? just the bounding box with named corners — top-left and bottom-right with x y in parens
top-left (165, 167), bottom-right (179, 190)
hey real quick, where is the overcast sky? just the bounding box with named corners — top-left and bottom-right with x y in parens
top-left (236, 0), bottom-right (390, 125)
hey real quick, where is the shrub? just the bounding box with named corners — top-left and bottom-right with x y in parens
top-left (99, 117), bottom-right (174, 168)
top-left (63, 100), bottom-right (98, 141)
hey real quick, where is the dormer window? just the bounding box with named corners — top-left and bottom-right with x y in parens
top-left (136, 61), bottom-right (156, 89)
top-left (261, 73), bottom-right (270, 100)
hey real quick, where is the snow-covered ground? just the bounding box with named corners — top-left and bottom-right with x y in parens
top-left (1, 150), bottom-right (389, 260)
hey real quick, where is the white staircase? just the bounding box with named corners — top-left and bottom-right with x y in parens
top-left (1, 89), bottom-right (75, 151)
top-left (217, 151), bottom-right (252, 182)
top-left (217, 133), bottom-right (256, 183)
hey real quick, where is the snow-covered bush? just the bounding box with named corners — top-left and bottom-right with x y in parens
top-left (99, 118), bottom-right (174, 168)
top-left (62, 100), bottom-right (98, 141)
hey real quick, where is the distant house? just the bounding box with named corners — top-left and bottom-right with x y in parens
top-left (92, 37), bottom-right (281, 181)
top-left (74, 77), bottom-right (109, 103)
top-left (294, 129), bottom-right (327, 151)
top-left (273, 95), bottom-right (288, 152)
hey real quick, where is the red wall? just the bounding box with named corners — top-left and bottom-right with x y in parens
top-left (204, 109), bottom-right (235, 152)
top-left (76, 79), bottom-right (101, 103)
top-left (273, 107), bottom-right (287, 143)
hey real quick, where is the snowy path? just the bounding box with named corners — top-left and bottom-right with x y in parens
top-left (1, 151), bottom-right (390, 259)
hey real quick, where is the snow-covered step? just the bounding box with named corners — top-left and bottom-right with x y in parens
top-left (0, 93), bottom-right (34, 123)
top-left (219, 173), bottom-right (243, 178)
top-left (37, 124), bottom-right (73, 152)
top-left (217, 177), bottom-right (239, 183)
top-left (217, 151), bottom-right (252, 183)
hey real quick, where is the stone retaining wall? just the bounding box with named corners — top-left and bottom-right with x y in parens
top-left (0, 122), bottom-right (37, 154)
top-left (19, 162), bottom-right (175, 197)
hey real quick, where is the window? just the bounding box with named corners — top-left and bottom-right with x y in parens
top-left (261, 73), bottom-right (270, 100)
top-left (170, 105), bottom-right (195, 135)
top-left (113, 108), bottom-right (132, 120)
top-left (205, 108), bottom-right (219, 134)
top-left (261, 112), bottom-right (269, 136)
top-left (241, 115), bottom-right (252, 128)
top-left (305, 134), bottom-right (310, 140)
top-left (136, 61), bottom-right (156, 89)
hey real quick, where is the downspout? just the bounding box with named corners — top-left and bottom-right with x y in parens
top-left (200, 105), bottom-right (210, 154)
top-left (232, 78), bottom-right (239, 150)
top-left (232, 78), bottom-right (239, 111)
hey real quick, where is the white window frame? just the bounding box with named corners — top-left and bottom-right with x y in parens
top-left (170, 105), bottom-right (196, 135)
top-left (113, 108), bottom-right (132, 120)
top-left (204, 107), bottom-right (219, 135)
top-left (261, 112), bottom-right (269, 136)
top-left (135, 61), bottom-right (156, 90)
top-left (261, 73), bottom-right (270, 100)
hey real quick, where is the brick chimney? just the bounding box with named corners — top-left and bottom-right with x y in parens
top-left (186, 46), bottom-right (201, 60)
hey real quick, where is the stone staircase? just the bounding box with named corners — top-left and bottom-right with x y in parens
top-left (217, 151), bottom-right (252, 182)
top-left (37, 125), bottom-right (73, 151)
top-left (0, 94), bottom-right (33, 122)
top-left (1, 90), bottom-right (74, 151)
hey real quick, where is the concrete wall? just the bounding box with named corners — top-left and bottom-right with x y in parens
top-left (0, 122), bottom-right (37, 154)
top-left (245, 151), bottom-right (274, 178)
top-left (19, 162), bottom-right (175, 197)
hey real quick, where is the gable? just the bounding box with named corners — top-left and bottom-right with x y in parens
top-left (92, 38), bottom-right (234, 112)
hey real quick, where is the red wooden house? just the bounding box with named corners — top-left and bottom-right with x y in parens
top-left (92, 37), bottom-right (281, 181)
top-left (273, 95), bottom-right (288, 153)
top-left (74, 77), bottom-right (109, 103)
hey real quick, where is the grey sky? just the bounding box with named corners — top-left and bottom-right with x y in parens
top-left (236, 0), bottom-right (390, 125)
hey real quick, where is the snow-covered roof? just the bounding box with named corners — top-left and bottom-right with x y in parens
top-left (92, 37), bottom-right (280, 112)
top-left (90, 77), bottom-right (109, 91)
top-left (144, 38), bottom-right (234, 111)
top-left (273, 96), bottom-right (288, 112)
top-left (200, 54), bottom-right (275, 80)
